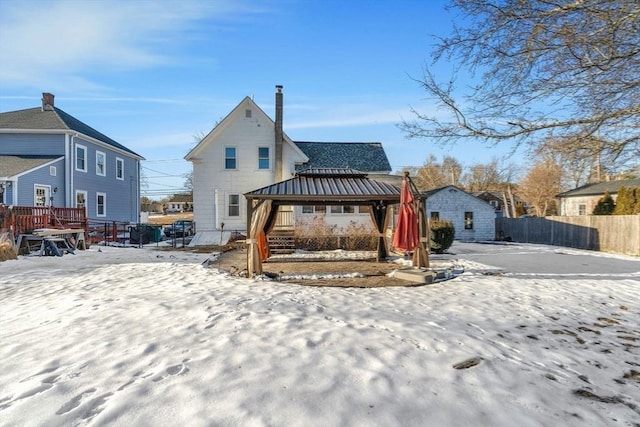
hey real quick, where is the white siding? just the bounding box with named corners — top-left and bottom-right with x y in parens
top-left (425, 187), bottom-right (495, 241)
top-left (191, 98), bottom-right (306, 232)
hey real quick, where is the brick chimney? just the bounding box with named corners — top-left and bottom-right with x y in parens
top-left (275, 85), bottom-right (284, 181)
top-left (42, 93), bottom-right (55, 111)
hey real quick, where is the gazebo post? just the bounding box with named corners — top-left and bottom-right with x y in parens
top-left (246, 198), bottom-right (255, 278)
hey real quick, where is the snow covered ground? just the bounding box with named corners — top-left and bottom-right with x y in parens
top-left (0, 242), bottom-right (638, 426)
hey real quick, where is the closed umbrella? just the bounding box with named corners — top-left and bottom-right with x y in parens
top-left (392, 174), bottom-right (419, 252)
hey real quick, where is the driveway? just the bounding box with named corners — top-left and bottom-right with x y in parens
top-left (434, 241), bottom-right (640, 280)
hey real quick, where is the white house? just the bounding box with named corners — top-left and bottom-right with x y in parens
top-left (184, 86), bottom-right (393, 241)
top-left (423, 185), bottom-right (496, 241)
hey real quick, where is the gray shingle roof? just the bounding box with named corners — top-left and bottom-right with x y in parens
top-left (0, 155), bottom-right (62, 178)
top-left (557, 178), bottom-right (640, 197)
top-left (0, 107), bottom-right (142, 158)
top-left (293, 141), bottom-right (391, 173)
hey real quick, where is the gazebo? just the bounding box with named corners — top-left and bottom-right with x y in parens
top-left (243, 168), bottom-right (429, 278)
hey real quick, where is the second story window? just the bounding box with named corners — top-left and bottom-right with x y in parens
top-left (116, 158), bottom-right (124, 180)
top-left (431, 212), bottom-right (440, 220)
top-left (96, 151), bottom-right (106, 176)
top-left (76, 145), bottom-right (87, 172)
top-left (225, 147), bottom-right (237, 170)
top-left (258, 147), bottom-right (270, 169)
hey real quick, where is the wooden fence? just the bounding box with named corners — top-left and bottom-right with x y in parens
top-left (496, 215), bottom-right (640, 256)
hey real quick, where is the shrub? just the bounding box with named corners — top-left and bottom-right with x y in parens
top-left (592, 191), bottom-right (615, 215)
top-left (429, 219), bottom-right (455, 254)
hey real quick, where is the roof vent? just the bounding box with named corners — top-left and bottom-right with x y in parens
top-left (42, 92), bottom-right (55, 111)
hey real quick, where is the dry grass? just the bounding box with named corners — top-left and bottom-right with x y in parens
top-left (0, 233), bottom-right (18, 262)
top-left (147, 213), bottom-right (194, 226)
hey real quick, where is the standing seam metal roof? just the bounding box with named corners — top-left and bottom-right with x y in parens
top-left (245, 168), bottom-right (401, 201)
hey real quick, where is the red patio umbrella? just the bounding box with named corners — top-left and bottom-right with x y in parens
top-left (392, 174), bottom-right (419, 252)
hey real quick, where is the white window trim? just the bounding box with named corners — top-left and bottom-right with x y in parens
top-left (76, 144), bottom-right (87, 172)
top-left (50, 166), bottom-right (56, 176)
top-left (227, 193), bottom-right (241, 217)
top-left (96, 151), bottom-right (106, 177)
top-left (224, 146), bottom-right (237, 170)
top-left (116, 157), bottom-right (124, 180)
top-left (258, 146), bottom-right (270, 170)
top-left (96, 192), bottom-right (107, 217)
top-left (329, 205), bottom-right (357, 215)
top-left (34, 184), bottom-right (51, 207)
top-left (76, 190), bottom-right (88, 210)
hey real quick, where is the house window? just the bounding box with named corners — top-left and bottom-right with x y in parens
top-left (35, 186), bottom-right (48, 207)
top-left (302, 206), bottom-right (314, 214)
top-left (330, 206), bottom-right (355, 214)
top-left (431, 211), bottom-right (440, 220)
top-left (258, 147), bottom-right (270, 169)
top-left (228, 194), bottom-right (240, 217)
top-left (245, 109), bottom-right (252, 118)
top-left (225, 147), bottom-right (237, 170)
top-left (50, 166), bottom-right (56, 176)
top-left (96, 151), bottom-right (106, 176)
top-left (578, 204), bottom-right (586, 215)
top-left (76, 144), bottom-right (87, 172)
top-left (464, 211), bottom-right (474, 229)
top-left (97, 192), bottom-right (106, 217)
top-left (358, 206), bottom-right (371, 214)
top-left (76, 190), bottom-right (87, 209)
top-left (116, 158), bottom-right (124, 180)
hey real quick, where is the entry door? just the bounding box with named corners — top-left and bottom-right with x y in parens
top-left (35, 185), bottom-right (50, 207)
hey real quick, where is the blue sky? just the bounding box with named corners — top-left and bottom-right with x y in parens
top-left (0, 0), bottom-right (524, 199)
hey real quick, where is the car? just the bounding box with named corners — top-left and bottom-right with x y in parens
top-left (164, 220), bottom-right (195, 238)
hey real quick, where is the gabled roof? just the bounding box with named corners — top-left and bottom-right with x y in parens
top-left (423, 184), bottom-right (493, 205)
top-left (557, 178), bottom-right (640, 197)
top-left (184, 96), bottom-right (308, 162)
top-left (293, 141), bottom-right (391, 173)
top-left (0, 107), bottom-right (143, 158)
top-left (244, 167), bottom-right (400, 204)
top-left (0, 155), bottom-right (62, 179)
top-left (422, 184), bottom-right (465, 198)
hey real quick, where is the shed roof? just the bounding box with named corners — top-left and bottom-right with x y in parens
top-left (557, 178), bottom-right (640, 197)
top-left (244, 168), bottom-right (401, 204)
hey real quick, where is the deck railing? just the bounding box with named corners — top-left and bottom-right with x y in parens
top-left (275, 209), bottom-right (294, 229)
top-left (0, 205), bottom-right (88, 236)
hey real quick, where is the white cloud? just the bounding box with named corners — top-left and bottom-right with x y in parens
top-left (0, 0), bottom-right (265, 90)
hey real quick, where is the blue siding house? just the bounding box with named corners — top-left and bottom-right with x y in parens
top-left (0, 93), bottom-right (144, 223)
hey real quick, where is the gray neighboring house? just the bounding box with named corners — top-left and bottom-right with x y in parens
top-left (557, 178), bottom-right (640, 216)
top-left (0, 93), bottom-right (144, 223)
top-left (423, 185), bottom-right (496, 241)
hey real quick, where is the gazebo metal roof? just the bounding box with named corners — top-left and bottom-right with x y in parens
top-left (244, 168), bottom-right (401, 205)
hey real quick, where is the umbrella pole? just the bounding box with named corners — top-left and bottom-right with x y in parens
top-left (406, 174), bottom-right (429, 269)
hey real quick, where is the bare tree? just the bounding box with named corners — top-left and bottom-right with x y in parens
top-left (412, 155), bottom-right (462, 190)
top-left (400, 0), bottom-right (640, 164)
top-left (518, 158), bottom-right (562, 216)
top-left (459, 158), bottom-right (516, 192)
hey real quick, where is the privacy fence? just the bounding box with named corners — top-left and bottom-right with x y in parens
top-left (496, 215), bottom-right (640, 256)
